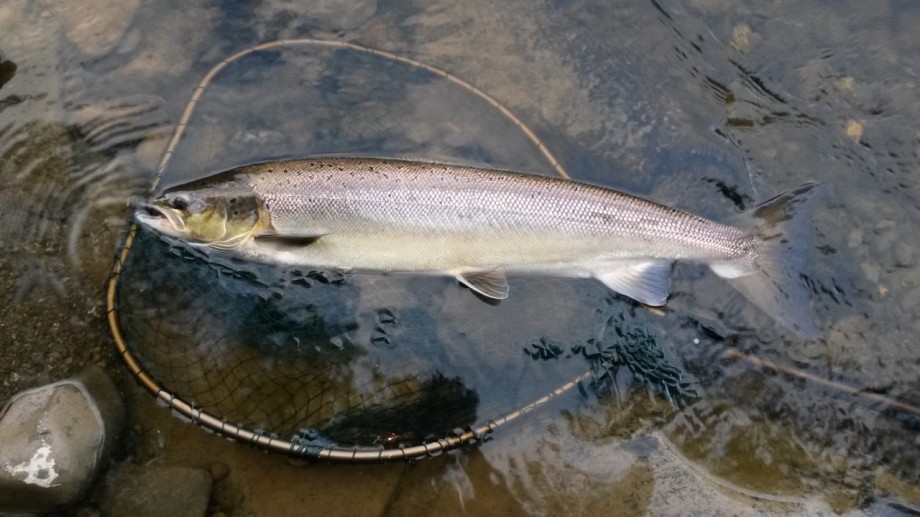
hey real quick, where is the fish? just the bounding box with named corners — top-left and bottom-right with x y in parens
top-left (136, 157), bottom-right (820, 338)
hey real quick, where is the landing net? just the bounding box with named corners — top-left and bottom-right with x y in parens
top-left (106, 39), bottom-right (693, 462)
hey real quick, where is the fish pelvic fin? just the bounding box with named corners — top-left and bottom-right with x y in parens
top-left (207, 231), bottom-right (252, 251)
top-left (455, 267), bottom-right (509, 300)
top-left (711, 183), bottom-right (822, 339)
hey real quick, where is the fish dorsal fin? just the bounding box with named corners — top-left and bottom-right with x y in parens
top-left (594, 261), bottom-right (673, 306)
top-left (455, 268), bottom-right (509, 300)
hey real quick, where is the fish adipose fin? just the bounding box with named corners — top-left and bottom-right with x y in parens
top-left (711, 183), bottom-right (822, 339)
top-left (594, 261), bottom-right (673, 306)
top-left (456, 268), bottom-right (509, 300)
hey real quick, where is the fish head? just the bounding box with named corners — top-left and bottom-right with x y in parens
top-left (136, 181), bottom-right (267, 249)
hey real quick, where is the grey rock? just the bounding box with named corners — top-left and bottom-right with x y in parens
top-left (0, 366), bottom-right (124, 514)
top-left (96, 465), bottom-right (212, 517)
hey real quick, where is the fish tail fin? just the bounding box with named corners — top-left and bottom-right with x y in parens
top-left (710, 183), bottom-right (821, 338)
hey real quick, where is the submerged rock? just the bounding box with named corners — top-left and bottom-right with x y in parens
top-left (95, 464), bottom-right (212, 517)
top-left (256, 0), bottom-right (377, 32)
top-left (46, 0), bottom-right (141, 56)
top-left (0, 366), bottom-right (124, 514)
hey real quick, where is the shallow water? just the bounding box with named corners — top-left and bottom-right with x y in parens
top-left (1, 0), bottom-right (918, 514)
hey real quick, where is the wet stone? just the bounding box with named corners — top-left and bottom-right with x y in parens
top-left (860, 260), bottom-right (881, 284)
top-left (0, 366), bottom-right (124, 514)
top-left (730, 23), bottom-right (760, 53)
top-left (96, 464), bottom-right (212, 517)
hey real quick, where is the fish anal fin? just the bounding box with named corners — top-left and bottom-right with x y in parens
top-left (455, 268), bottom-right (509, 300)
top-left (595, 261), bottom-right (673, 306)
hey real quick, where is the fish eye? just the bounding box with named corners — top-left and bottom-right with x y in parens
top-left (171, 194), bottom-right (190, 210)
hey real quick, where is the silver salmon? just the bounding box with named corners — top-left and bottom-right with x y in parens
top-left (136, 157), bottom-right (820, 337)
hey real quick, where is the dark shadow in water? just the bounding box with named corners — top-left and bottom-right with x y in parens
top-left (0, 55), bottom-right (15, 89)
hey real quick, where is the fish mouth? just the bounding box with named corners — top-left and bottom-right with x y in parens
top-left (134, 203), bottom-right (186, 234)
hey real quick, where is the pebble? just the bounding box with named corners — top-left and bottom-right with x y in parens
top-left (730, 23), bottom-right (760, 53)
top-left (835, 77), bottom-right (855, 92)
top-left (892, 242), bottom-right (914, 267)
top-left (846, 120), bottom-right (864, 142)
top-left (209, 462), bottom-right (230, 482)
top-left (860, 260), bottom-right (880, 284)
top-left (898, 285), bottom-right (920, 317)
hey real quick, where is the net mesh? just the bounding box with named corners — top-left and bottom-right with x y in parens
top-left (116, 229), bottom-right (609, 448)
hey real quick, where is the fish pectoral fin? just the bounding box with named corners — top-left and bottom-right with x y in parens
top-left (455, 267), bottom-right (510, 300)
top-left (594, 261), bottom-right (673, 306)
top-left (207, 232), bottom-right (252, 251)
top-left (253, 228), bottom-right (328, 246)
